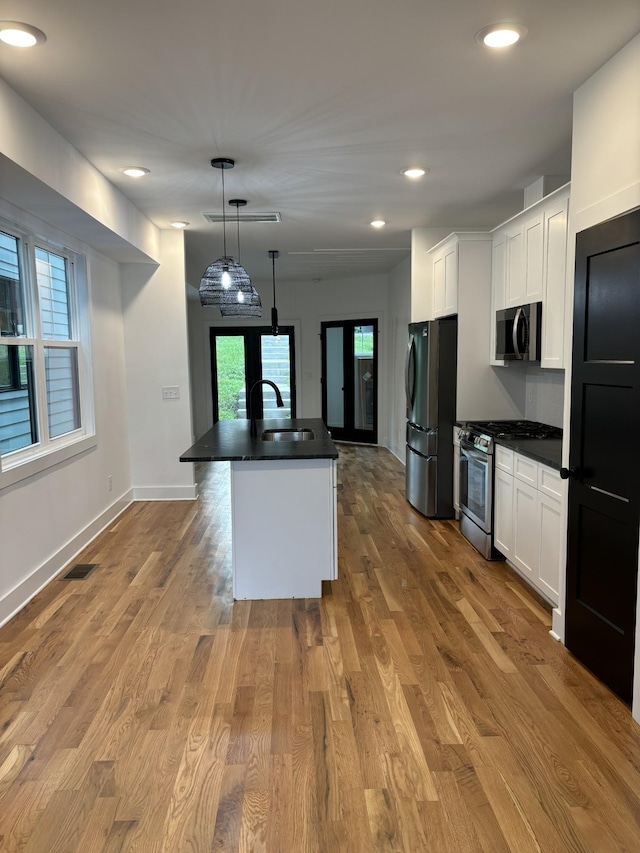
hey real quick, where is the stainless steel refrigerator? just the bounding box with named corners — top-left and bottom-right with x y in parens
top-left (405, 317), bottom-right (457, 518)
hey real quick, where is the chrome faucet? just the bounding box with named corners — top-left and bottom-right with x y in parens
top-left (249, 379), bottom-right (284, 437)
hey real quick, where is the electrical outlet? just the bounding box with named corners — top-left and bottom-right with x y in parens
top-left (162, 386), bottom-right (180, 400)
top-left (108, 474), bottom-right (113, 492)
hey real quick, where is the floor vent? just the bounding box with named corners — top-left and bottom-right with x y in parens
top-left (61, 563), bottom-right (99, 580)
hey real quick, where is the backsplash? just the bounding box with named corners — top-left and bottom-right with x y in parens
top-left (524, 368), bottom-right (565, 428)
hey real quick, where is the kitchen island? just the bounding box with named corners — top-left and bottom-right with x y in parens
top-left (180, 418), bottom-right (339, 599)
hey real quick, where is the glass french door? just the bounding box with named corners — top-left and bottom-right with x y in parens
top-left (210, 327), bottom-right (296, 424)
top-left (321, 319), bottom-right (377, 443)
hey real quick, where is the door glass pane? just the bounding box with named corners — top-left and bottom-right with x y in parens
top-left (466, 455), bottom-right (488, 524)
top-left (261, 333), bottom-right (291, 418)
top-left (353, 324), bottom-right (374, 431)
top-left (326, 326), bottom-right (344, 429)
top-left (215, 335), bottom-right (246, 420)
top-left (0, 344), bottom-right (37, 454)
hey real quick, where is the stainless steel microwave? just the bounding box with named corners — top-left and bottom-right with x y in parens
top-left (495, 302), bottom-right (542, 361)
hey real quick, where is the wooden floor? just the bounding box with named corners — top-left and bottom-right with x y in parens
top-left (1, 445), bottom-right (639, 852)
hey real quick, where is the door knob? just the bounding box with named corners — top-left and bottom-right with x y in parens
top-left (560, 466), bottom-right (577, 480)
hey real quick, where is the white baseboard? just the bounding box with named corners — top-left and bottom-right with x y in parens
top-left (131, 485), bottom-right (198, 501)
top-left (551, 607), bottom-right (564, 643)
top-left (0, 494), bottom-right (132, 629)
top-left (389, 445), bottom-right (405, 464)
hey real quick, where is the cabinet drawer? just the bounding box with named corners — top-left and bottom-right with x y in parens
top-left (538, 464), bottom-right (562, 499)
top-left (495, 445), bottom-right (514, 474)
top-left (514, 454), bottom-right (538, 487)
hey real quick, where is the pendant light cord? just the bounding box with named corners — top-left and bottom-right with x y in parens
top-left (236, 204), bottom-right (241, 264)
top-left (221, 166), bottom-right (227, 258)
top-left (272, 252), bottom-right (276, 304)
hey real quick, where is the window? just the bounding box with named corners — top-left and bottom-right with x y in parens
top-left (0, 220), bottom-right (94, 483)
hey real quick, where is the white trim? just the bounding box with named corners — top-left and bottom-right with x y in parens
top-left (131, 485), bottom-right (198, 501)
top-left (551, 608), bottom-right (564, 642)
top-left (0, 211), bottom-right (96, 486)
top-left (0, 493), bottom-right (132, 628)
top-left (0, 433), bottom-right (97, 490)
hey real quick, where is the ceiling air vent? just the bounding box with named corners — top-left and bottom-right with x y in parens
top-left (203, 212), bottom-right (282, 223)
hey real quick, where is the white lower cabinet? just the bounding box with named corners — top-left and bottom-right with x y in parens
top-left (493, 467), bottom-right (514, 558)
top-left (512, 479), bottom-right (539, 582)
top-left (537, 491), bottom-right (562, 601)
top-left (493, 446), bottom-right (563, 605)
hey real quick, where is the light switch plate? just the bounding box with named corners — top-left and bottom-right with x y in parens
top-left (162, 386), bottom-right (180, 400)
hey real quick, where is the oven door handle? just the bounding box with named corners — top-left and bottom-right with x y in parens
top-left (460, 444), bottom-right (490, 464)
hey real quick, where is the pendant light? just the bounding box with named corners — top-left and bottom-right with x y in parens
top-left (199, 158), bottom-right (255, 308)
top-left (269, 250), bottom-right (279, 336)
top-left (219, 199), bottom-right (262, 317)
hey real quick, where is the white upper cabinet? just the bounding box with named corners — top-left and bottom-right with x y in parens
top-left (431, 235), bottom-right (459, 317)
top-left (540, 193), bottom-right (569, 368)
top-left (491, 184), bottom-right (570, 369)
top-left (505, 224), bottom-right (525, 305)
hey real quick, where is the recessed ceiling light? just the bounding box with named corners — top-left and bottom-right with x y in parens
top-left (476, 24), bottom-right (527, 48)
top-left (121, 167), bottom-right (150, 178)
top-left (370, 220), bottom-right (386, 228)
top-left (170, 221), bottom-right (189, 229)
top-left (401, 168), bottom-right (427, 179)
top-left (0, 21), bottom-right (46, 47)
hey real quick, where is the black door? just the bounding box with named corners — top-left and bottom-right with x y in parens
top-left (565, 207), bottom-right (640, 705)
top-left (210, 326), bottom-right (296, 423)
top-left (321, 320), bottom-right (378, 443)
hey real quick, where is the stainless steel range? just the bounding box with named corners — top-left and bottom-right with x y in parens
top-left (458, 420), bottom-right (562, 559)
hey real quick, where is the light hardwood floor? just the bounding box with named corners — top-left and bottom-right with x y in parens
top-left (1, 444), bottom-right (639, 851)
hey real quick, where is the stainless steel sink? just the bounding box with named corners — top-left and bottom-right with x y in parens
top-left (260, 428), bottom-right (316, 442)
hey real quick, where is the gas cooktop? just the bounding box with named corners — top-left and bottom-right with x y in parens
top-left (459, 420), bottom-right (563, 454)
top-left (465, 420), bottom-right (563, 440)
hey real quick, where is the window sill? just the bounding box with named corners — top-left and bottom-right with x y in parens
top-left (0, 434), bottom-right (97, 491)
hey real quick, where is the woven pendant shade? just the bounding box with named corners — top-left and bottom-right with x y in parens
top-left (199, 158), bottom-right (261, 312)
top-left (220, 284), bottom-right (263, 317)
top-left (199, 256), bottom-right (254, 307)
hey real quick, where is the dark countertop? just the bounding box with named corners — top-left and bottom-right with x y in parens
top-left (495, 437), bottom-right (563, 470)
top-left (180, 417), bottom-right (339, 462)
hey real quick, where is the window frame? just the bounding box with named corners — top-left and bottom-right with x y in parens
top-left (0, 214), bottom-right (95, 490)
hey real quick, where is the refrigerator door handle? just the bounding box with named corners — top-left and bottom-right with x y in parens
top-left (405, 334), bottom-right (416, 411)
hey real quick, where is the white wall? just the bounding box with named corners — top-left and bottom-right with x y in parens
top-left (0, 76), bottom-right (194, 625)
top-left (188, 272), bottom-right (393, 447)
top-left (410, 227), bottom-right (450, 322)
top-left (524, 368), bottom-right (565, 428)
top-left (0, 219), bottom-right (132, 625)
top-left (387, 256), bottom-right (411, 461)
top-left (121, 230), bottom-right (196, 500)
top-left (0, 77), bottom-right (158, 264)
top-left (562, 31), bottom-right (640, 720)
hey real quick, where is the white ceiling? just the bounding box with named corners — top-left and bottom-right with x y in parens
top-left (0, 0), bottom-right (639, 289)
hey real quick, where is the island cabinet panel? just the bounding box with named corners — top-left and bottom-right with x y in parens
top-left (231, 458), bottom-right (337, 599)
